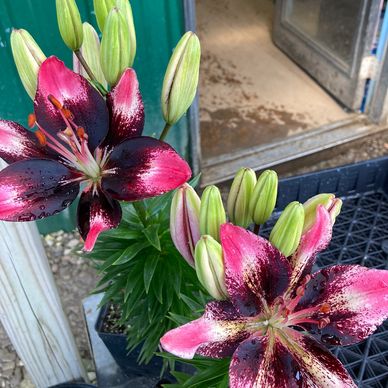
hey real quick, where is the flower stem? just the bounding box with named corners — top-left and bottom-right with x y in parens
top-left (253, 223), bottom-right (260, 235)
top-left (159, 123), bottom-right (172, 142)
top-left (74, 50), bottom-right (108, 96)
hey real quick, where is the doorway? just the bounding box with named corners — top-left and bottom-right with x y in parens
top-left (191, 0), bottom-right (388, 185)
top-left (197, 0), bottom-right (349, 159)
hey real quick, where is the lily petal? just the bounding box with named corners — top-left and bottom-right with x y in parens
top-left (102, 137), bottom-right (191, 201)
top-left (297, 265), bottom-right (388, 346)
top-left (287, 205), bottom-right (332, 295)
top-left (229, 335), bottom-right (301, 388)
top-left (104, 68), bottom-right (144, 146)
top-left (160, 300), bottom-right (249, 359)
top-left (0, 120), bottom-right (52, 163)
top-left (0, 159), bottom-right (79, 221)
top-left (221, 224), bottom-right (291, 316)
top-left (77, 188), bottom-right (122, 252)
top-left (280, 328), bottom-right (356, 387)
top-left (34, 56), bottom-right (109, 152)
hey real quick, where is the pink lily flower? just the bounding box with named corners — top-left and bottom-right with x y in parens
top-left (0, 56), bottom-right (191, 251)
top-left (160, 206), bottom-right (388, 387)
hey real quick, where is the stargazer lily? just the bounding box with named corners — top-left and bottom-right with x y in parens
top-left (161, 206), bottom-right (388, 387)
top-left (0, 56), bottom-right (191, 251)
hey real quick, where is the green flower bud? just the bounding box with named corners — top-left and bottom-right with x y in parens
top-left (10, 29), bottom-right (46, 100)
top-left (227, 167), bottom-right (257, 228)
top-left (269, 201), bottom-right (305, 257)
top-left (116, 0), bottom-right (136, 67)
top-left (249, 170), bottom-right (278, 225)
top-left (303, 194), bottom-right (342, 234)
top-left (200, 185), bottom-right (226, 242)
top-left (73, 22), bottom-right (107, 88)
top-left (161, 31), bottom-right (201, 126)
top-left (93, 0), bottom-right (115, 32)
top-left (195, 235), bottom-right (228, 300)
top-left (56, 0), bottom-right (84, 51)
top-left (100, 7), bottom-right (131, 86)
top-left (303, 193), bottom-right (334, 234)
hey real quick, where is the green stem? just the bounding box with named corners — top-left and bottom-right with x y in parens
top-left (132, 201), bottom-right (147, 226)
top-left (253, 223), bottom-right (260, 235)
top-left (159, 122), bottom-right (172, 141)
top-left (74, 50), bottom-right (108, 96)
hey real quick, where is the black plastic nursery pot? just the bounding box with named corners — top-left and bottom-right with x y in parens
top-left (95, 304), bottom-right (168, 380)
top-left (96, 157), bottom-right (388, 387)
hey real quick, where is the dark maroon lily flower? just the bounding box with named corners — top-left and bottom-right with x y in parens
top-left (0, 57), bottom-right (191, 250)
top-left (161, 206), bottom-right (388, 387)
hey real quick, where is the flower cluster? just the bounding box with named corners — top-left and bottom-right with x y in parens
top-left (1, 0), bottom-right (201, 251)
top-left (164, 169), bottom-right (388, 387)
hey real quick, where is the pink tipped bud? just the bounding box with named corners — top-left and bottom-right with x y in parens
top-left (170, 183), bottom-right (201, 267)
top-left (303, 193), bottom-right (342, 233)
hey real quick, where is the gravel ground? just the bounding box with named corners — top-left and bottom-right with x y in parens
top-left (0, 131), bottom-right (387, 387)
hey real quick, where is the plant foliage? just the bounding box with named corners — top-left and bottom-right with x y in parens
top-left (85, 186), bottom-right (208, 363)
top-left (159, 353), bottom-right (230, 388)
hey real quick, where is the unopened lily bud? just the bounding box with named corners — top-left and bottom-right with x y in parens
top-left (56, 0), bottom-right (84, 51)
top-left (73, 23), bottom-right (107, 88)
top-left (161, 31), bottom-right (201, 126)
top-left (303, 194), bottom-right (342, 233)
top-left (227, 167), bottom-right (257, 228)
top-left (10, 29), bottom-right (46, 100)
top-left (116, 0), bottom-right (136, 67)
top-left (170, 184), bottom-right (201, 267)
top-left (93, 0), bottom-right (115, 32)
top-left (200, 186), bottom-right (226, 242)
top-left (195, 235), bottom-right (228, 300)
top-left (100, 7), bottom-right (131, 86)
top-left (249, 170), bottom-right (278, 225)
top-left (270, 201), bottom-right (305, 257)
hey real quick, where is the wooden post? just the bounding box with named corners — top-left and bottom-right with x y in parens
top-left (0, 162), bottom-right (87, 387)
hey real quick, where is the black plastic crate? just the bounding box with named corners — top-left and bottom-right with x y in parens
top-left (262, 157), bottom-right (388, 388)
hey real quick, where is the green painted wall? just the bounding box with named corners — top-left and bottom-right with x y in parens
top-left (0, 0), bottom-right (188, 234)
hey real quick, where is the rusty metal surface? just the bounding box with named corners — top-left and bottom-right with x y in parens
top-left (201, 115), bottom-right (388, 185)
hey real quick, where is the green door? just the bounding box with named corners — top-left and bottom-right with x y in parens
top-left (0, 0), bottom-right (189, 234)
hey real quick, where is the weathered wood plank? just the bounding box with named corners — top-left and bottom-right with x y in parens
top-left (0, 163), bottom-right (86, 387)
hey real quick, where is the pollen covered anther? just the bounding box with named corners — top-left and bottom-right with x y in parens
top-left (28, 113), bottom-right (36, 128)
top-left (320, 303), bottom-right (331, 314)
top-left (34, 129), bottom-right (47, 146)
top-left (48, 94), bottom-right (63, 109)
top-left (62, 108), bottom-right (74, 120)
top-left (77, 126), bottom-right (88, 140)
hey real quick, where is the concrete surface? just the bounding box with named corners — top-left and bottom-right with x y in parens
top-left (197, 0), bottom-right (350, 159)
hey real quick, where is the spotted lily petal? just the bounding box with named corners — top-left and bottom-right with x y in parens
top-left (229, 335), bottom-right (301, 388)
top-left (104, 68), bottom-right (144, 146)
top-left (160, 300), bottom-right (250, 359)
top-left (296, 265), bottom-right (388, 346)
top-left (0, 159), bottom-right (79, 221)
top-left (221, 223), bottom-right (291, 316)
top-left (287, 205), bottom-right (332, 295)
top-left (34, 56), bottom-right (109, 152)
top-left (280, 328), bottom-right (356, 387)
top-left (101, 136), bottom-right (191, 201)
top-left (77, 188), bottom-right (122, 252)
top-left (0, 120), bottom-right (52, 163)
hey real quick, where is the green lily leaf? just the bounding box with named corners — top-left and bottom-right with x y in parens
top-left (142, 224), bottom-right (161, 251)
top-left (113, 241), bottom-right (150, 265)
